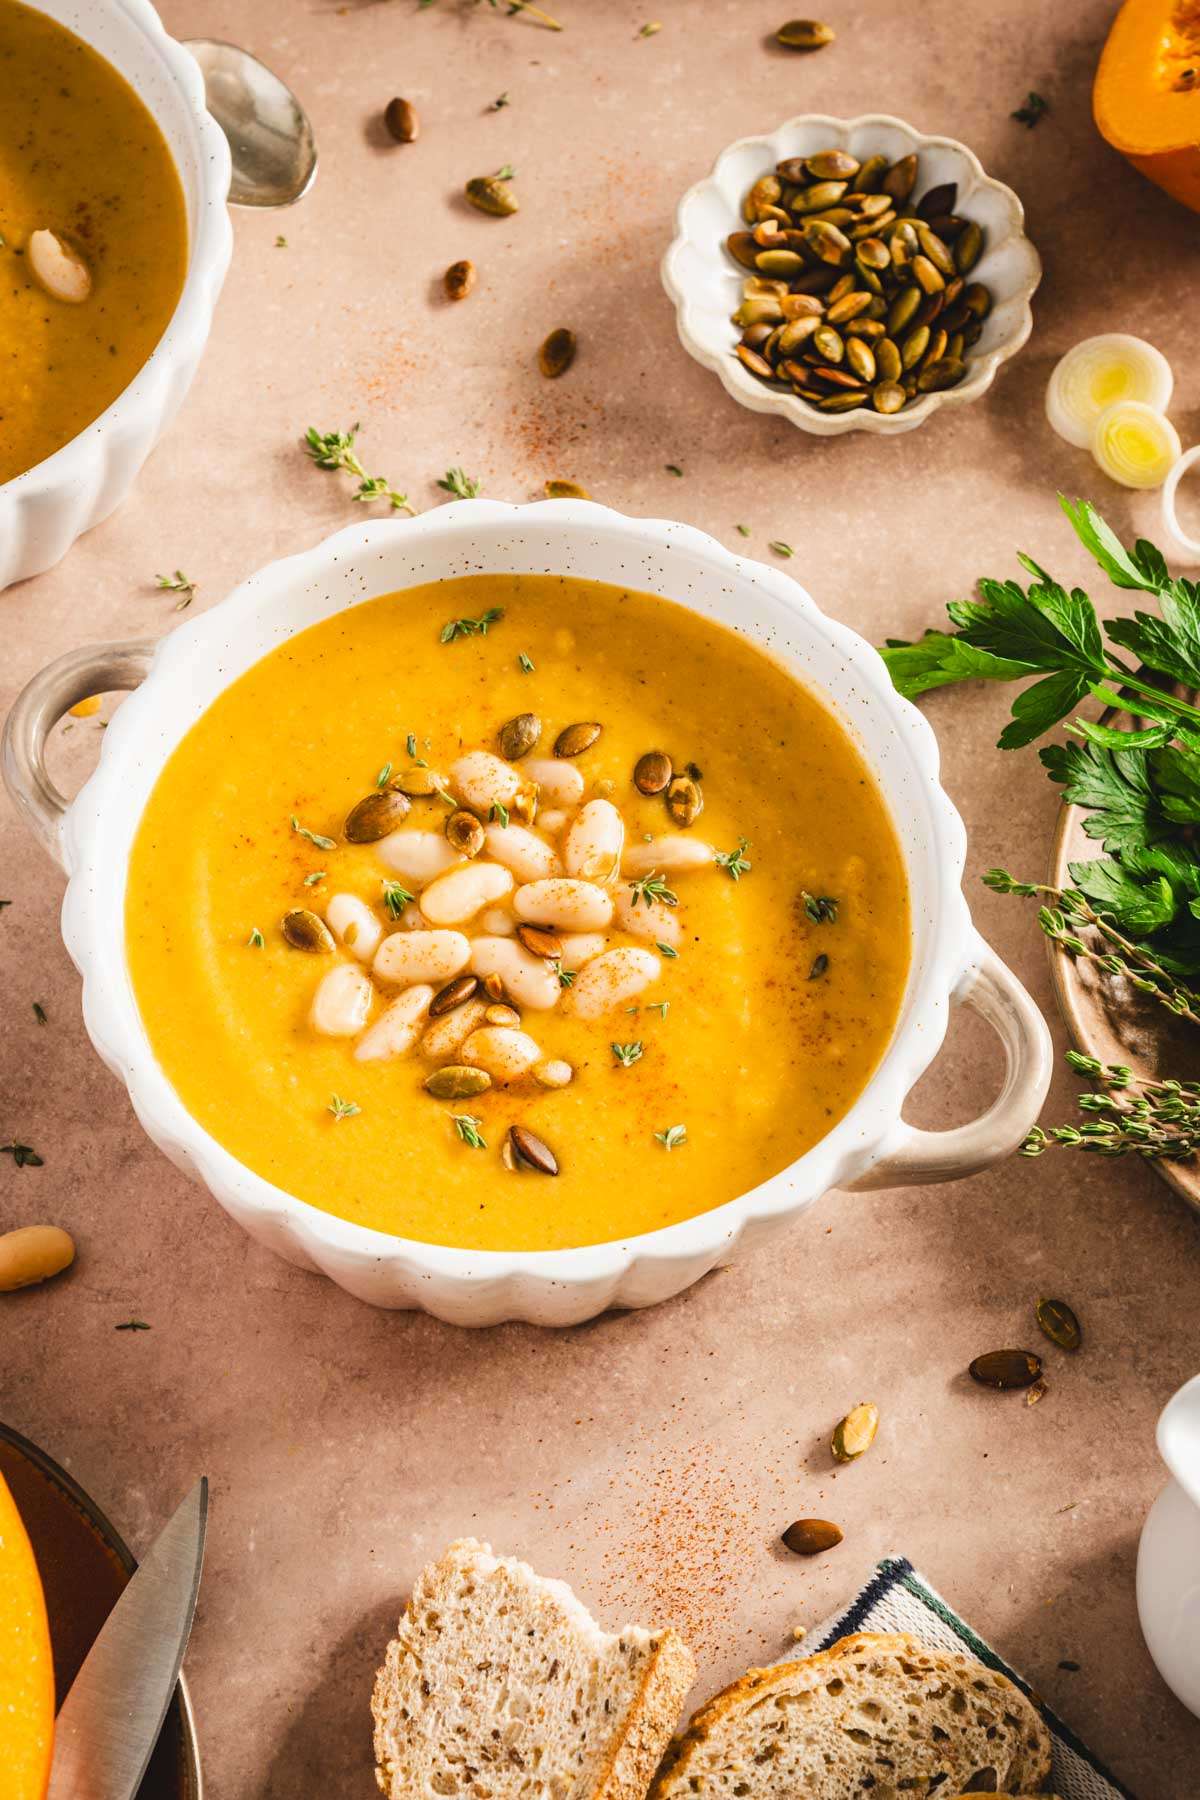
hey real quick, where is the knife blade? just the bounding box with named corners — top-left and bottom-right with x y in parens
top-left (47, 1477), bottom-right (208, 1800)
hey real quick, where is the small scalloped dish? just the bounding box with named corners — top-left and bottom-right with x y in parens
top-left (662, 112), bottom-right (1042, 437)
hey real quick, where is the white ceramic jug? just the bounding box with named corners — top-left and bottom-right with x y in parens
top-left (1137, 1372), bottom-right (1200, 1717)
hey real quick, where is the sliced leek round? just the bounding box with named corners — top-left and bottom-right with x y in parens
top-left (1046, 334), bottom-right (1173, 449)
top-left (1162, 444), bottom-right (1200, 559)
top-left (1091, 400), bottom-right (1182, 490)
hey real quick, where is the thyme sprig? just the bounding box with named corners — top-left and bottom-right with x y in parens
top-left (1023, 1055), bottom-right (1200, 1161)
top-left (304, 425), bottom-right (415, 515)
top-left (419, 0), bottom-right (563, 29)
top-left (438, 467), bottom-right (483, 499)
top-left (716, 839), bottom-right (752, 881)
top-left (452, 1113), bottom-right (487, 1148)
top-left (441, 607), bottom-right (503, 643)
top-left (155, 569), bottom-right (197, 609)
top-left (629, 871), bottom-right (678, 908)
top-left (612, 1041), bottom-right (643, 1066)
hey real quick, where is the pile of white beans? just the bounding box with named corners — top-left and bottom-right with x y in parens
top-left (307, 747), bottom-right (720, 1088)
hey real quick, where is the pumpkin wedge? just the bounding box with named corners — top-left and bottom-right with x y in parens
top-left (0, 1471), bottom-right (55, 1797)
top-left (1095, 0), bottom-right (1200, 209)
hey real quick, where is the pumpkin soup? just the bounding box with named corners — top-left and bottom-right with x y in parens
top-left (0, 0), bottom-right (188, 484)
top-left (126, 575), bottom-right (910, 1252)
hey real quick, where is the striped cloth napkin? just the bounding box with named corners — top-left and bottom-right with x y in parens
top-left (794, 1556), bottom-right (1132, 1800)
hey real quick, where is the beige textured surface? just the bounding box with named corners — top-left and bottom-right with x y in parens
top-left (3, 1), bottom-right (1200, 1794)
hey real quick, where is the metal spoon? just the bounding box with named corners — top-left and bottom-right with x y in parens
top-left (185, 40), bottom-right (317, 209)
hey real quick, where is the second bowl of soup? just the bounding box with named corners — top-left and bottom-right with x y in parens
top-left (2, 501), bottom-right (1051, 1324)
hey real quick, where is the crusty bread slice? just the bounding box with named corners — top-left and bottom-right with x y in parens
top-left (649, 1631), bottom-right (1053, 1800)
top-left (372, 1538), bottom-right (696, 1800)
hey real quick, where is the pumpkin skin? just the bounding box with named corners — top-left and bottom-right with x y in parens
top-left (0, 1471), bottom-right (55, 1797)
top-left (1095, 0), bottom-right (1200, 210)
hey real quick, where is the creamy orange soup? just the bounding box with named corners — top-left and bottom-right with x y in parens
top-left (125, 575), bottom-right (910, 1252)
top-left (0, 0), bottom-right (188, 483)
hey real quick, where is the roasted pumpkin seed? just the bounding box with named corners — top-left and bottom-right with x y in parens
top-left (544, 479), bottom-right (592, 499)
top-left (955, 220), bottom-right (983, 272)
top-left (665, 774), bottom-right (703, 827)
top-left (727, 230), bottom-right (762, 269)
top-left (555, 721), bottom-right (601, 757)
top-left (429, 975), bottom-right (480, 1017)
top-left (499, 713), bottom-right (542, 760)
top-left (911, 253), bottom-right (945, 295)
top-left (539, 328), bottom-right (577, 379)
top-left (916, 180), bottom-right (957, 220)
top-left (801, 219), bottom-right (851, 265)
top-left (887, 284), bottom-right (921, 334)
top-left (875, 337), bottom-right (902, 382)
top-left (968, 1349), bottom-right (1043, 1390)
top-left (881, 153), bottom-right (917, 204)
top-left (344, 789), bottom-right (411, 842)
top-left (446, 810), bottom-right (486, 856)
top-left (916, 224), bottom-right (956, 277)
top-left (916, 355), bottom-right (966, 391)
top-left (736, 343), bottom-right (776, 380)
top-left (825, 289), bottom-right (873, 326)
top-left (790, 180), bottom-right (850, 215)
top-left (1036, 1297), bottom-right (1082, 1352)
top-left (755, 247), bottom-right (806, 277)
top-left (812, 324), bottom-right (844, 364)
top-left (831, 1401), bottom-right (879, 1462)
top-left (872, 380), bottom-right (906, 413)
top-left (845, 336), bottom-right (876, 381)
top-left (444, 258), bottom-right (475, 301)
top-left (781, 1518), bottom-right (843, 1555)
top-left (281, 908), bottom-right (334, 953)
top-left (634, 749), bottom-right (673, 795)
top-left (901, 324), bottom-right (930, 370)
top-left (384, 96), bottom-right (419, 142)
top-left (776, 17), bottom-right (835, 49)
top-left (818, 390), bottom-right (867, 411)
top-left (466, 172), bottom-right (517, 216)
top-left (425, 1064), bottom-right (492, 1099)
top-left (517, 923), bottom-right (564, 959)
top-left (509, 1124), bottom-right (559, 1174)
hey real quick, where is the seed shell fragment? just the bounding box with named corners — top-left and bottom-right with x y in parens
top-left (830, 1401), bottom-right (879, 1463)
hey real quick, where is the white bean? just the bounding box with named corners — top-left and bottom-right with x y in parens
top-left (469, 936), bottom-right (561, 1011)
top-left (419, 861), bottom-right (513, 926)
top-left (563, 799), bottom-right (624, 884)
top-left (483, 822), bottom-right (562, 882)
top-left (449, 750), bottom-right (522, 813)
top-left (462, 1026), bottom-right (542, 1084)
top-left (374, 929), bottom-right (470, 986)
top-left (400, 902), bottom-right (424, 930)
top-left (514, 878), bottom-right (614, 931)
top-left (559, 931), bottom-right (608, 970)
top-left (325, 893), bottom-right (383, 963)
top-left (537, 808), bottom-right (571, 836)
top-left (377, 830), bottom-right (462, 889)
top-left (534, 1059), bottom-right (573, 1089)
top-left (622, 835), bottom-right (715, 877)
top-left (523, 758), bottom-right (585, 807)
top-left (354, 983), bottom-right (433, 1062)
top-left (563, 947), bottom-right (661, 1019)
top-left (421, 998), bottom-right (488, 1060)
top-left (479, 906), bottom-right (516, 936)
top-left (28, 228), bottom-right (91, 303)
top-left (310, 964), bottom-right (374, 1037)
top-left (614, 884), bottom-right (682, 948)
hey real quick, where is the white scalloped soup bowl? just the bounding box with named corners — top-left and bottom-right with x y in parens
top-left (4, 502), bottom-right (1051, 1325)
top-left (662, 112), bottom-right (1042, 437)
top-left (0, 0), bottom-right (232, 590)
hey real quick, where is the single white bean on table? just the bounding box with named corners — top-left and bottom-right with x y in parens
top-left (355, 983), bottom-right (434, 1062)
top-left (469, 935), bottom-right (562, 1010)
top-left (311, 963), bottom-right (374, 1037)
top-left (563, 799), bottom-right (624, 885)
top-left (462, 1025), bottom-right (543, 1084)
top-left (622, 835), bottom-right (715, 877)
top-left (514, 878), bottom-right (614, 931)
top-left (419, 861), bottom-right (514, 927)
top-left (482, 821), bottom-right (562, 882)
top-left (374, 928), bottom-right (471, 986)
top-left (326, 893), bottom-right (384, 962)
top-left (564, 947), bottom-right (661, 1020)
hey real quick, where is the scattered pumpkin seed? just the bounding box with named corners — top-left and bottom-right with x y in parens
top-left (781, 1518), bottom-right (843, 1555)
top-left (344, 789), bottom-right (411, 843)
top-left (968, 1349), bottom-right (1043, 1390)
top-left (429, 974), bottom-right (480, 1017)
top-left (776, 18), bottom-right (835, 50)
top-left (481, 972), bottom-right (505, 1001)
top-left (634, 750), bottom-right (673, 795)
top-left (281, 908), bottom-right (334, 953)
top-left (444, 258), bottom-right (476, 301)
top-left (517, 923), bottom-right (563, 959)
top-left (1026, 1377), bottom-right (1049, 1407)
top-left (554, 720), bottom-right (601, 757)
top-left (1036, 1297), bottom-right (1082, 1352)
top-left (425, 1064), bottom-right (492, 1099)
top-left (499, 712), bottom-right (541, 760)
top-left (384, 97), bottom-right (419, 142)
top-left (665, 774), bottom-right (703, 827)
top-left (539, 328), bottom-right (577, 378)
top-left (831, 1401), bottom-right (879, 1463)
top-left (466, 169), bottom-right (518, 216)
top-left (509, 1124), bottom-right (559, 1174)
top-left (446, 810), bottom-right (486, 856)
top-left (545, 479), bottom-right (591, 498)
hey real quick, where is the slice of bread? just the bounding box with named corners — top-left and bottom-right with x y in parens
top-left (649, 1631), bottom-right (1053, 1800)
top-left (372, 1538), bottom-right (696, 1800)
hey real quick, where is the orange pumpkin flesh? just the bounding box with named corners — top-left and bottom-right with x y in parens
top-left (1096, 0), bottom-right (1200, 208)
top-left (0, 1471), bottom-right (55, 1798)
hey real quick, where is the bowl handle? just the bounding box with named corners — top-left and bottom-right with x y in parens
top-left (2, 639), bottom-right (156, 870)
top-left (845, 934), bottom-right (1053, 1189)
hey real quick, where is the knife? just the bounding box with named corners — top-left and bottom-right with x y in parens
top-left (48, 1478), bottom-right (208, 1800)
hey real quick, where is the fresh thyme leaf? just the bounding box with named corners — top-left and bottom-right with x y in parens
top-left (735, 524), bottom-right (751, 537)
top-left (32, 1001), bottom-right (47, 1025)
top-left (304, 424), bottom-right (415, 516)
top-left (275, 234), bottom-right (288, 247)
top-left (440, 606), bottom-right (503, 643)
top-left (769, 540), bottom-right (794, 558)
top-left (303, 871), bottom-right (326, 888)
top-left (802, 891), bottom-right (838, 924)
top-left (115, 1319), bottom-right (152, 1331)
top-left (496, 162), bottom-right (516, 180)
top-left (490, 91), bottom-right (510, 109)
top-left (518, 651), bottom-right (535, 673)
top-left (554, 961), bottom-right (575, 987)
top-left (654, 1123), bottom-right (687, 1150)
top-left (490, 801), bottom-right (510, 828)
top-left (291, 815), bottom-right (337, 851)
top-left (155, 569), bottom-right (196, 609)
top-left (422, 0), bottom-right (562, 28)
top-left (637, 19), bottom-right (662, 35)
top-left (809, 953), bottom-right (829, 979)
top-left (377, 761), bottom-right (393, 787)
top-left (382, 879), bottom-right (415, 919)
top-left (629, 871), bottom-right (678, 908)
top-left (247, 927), bottom-right (265, 948)
top-left (406, 732), bottom-right (418, 758)
top-left (438, 466), bottom-right (483, 499)
top-left (656, 941), bottom-right (678, 958)
top-left (715, 839), bottom-right (752, 880)
top-left (649, 999), bottom-right (669, 1018)
top-left (665, 463), bottom-right (683, 477)
top-left (2, 1141), bottom-right (43, 1168)
top-left (328, 1094), bottom-right (360, 1121)
top-left (1011, 91), bottom-right (1049, 127)
top-left (612, 1041), bottom-right (643, 1066)
top-left (452, 1112), bottom-right (487, 1148)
